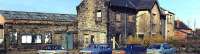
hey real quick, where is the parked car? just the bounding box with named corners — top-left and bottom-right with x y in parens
top-left (37, 44), bottom-right (67, 54)
top-left (80, 44), bottom-right (112, 54)
top-left (0, 44), bottom-right (6, 54)
top-left (124, 44), bottom-right (146, 54)
top-left (147, 43), bottom-right (176, 54)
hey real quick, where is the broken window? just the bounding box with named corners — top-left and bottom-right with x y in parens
top-left (44, 32), bottom-right (52, 44)
top-left (21, 35), bottom-right (32, 43)
top-left (9, 32), bottom-right (18, 44)
top-left (34, 35), bottom-right (42, 43)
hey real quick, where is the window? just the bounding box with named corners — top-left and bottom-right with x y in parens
top-left (91, 35), bottom-right (94, 43)
top-left (21, 35), bottom-right (32, 43)
top-left (138, 34), bottom-right (144, 39)
top-left (35, 35), bottom-right (42, 43)
top-left (167, 15), bottom-right (172, 23)
top-left (96, 10), bottom-right (102, 22)
top-left (0, 25), bottom-right (3, 29)
top-left (44, 32), bottom-right (52, 44)
top-left (128, 15), bottom-right (134, 22)
top-left (97, 10), bottom-right (102, 18)
top-left (153, 14), bottom-right (156, 17)
top-left (9, 32), bottom-right (18, 44)
top-left (116, 13), bottom-right (121, 21)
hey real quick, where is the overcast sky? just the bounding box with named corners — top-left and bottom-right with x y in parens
top-left (0, 0), bottom-right (199, 29)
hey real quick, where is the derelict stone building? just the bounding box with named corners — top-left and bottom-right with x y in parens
top-left (0, 10), bottom-right (77, 52)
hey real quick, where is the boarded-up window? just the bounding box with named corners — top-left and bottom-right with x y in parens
top-left (128, 15), bottom-right (134, 22)
top-left (116, 13), bottom-right (121, 21)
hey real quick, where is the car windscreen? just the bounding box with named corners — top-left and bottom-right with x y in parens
top-left (148, 45), bottom-right (160, 49)
top-left (163, 44), bottom-right (171, 49)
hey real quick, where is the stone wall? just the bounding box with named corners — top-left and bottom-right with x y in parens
top-left (151, 3), bottom-right (161, 35)
top-left (77, 0), bottom-right (107, 48)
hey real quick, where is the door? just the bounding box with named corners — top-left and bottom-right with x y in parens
top-left (66, 32), bottom-right (73, 49)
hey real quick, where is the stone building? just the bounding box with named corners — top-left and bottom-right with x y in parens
top-left (195, 29), bottom-right (200, 36)
top-left (174, 20), bottom-right (192, 47)
top-left (77, 0), bottom-right (107, 48)
top-left (174, 20), bottom-right (192, 41)
top-left (0, 10), bottom-right (77, 53)
top-left (135, 0), bottom-right (162, 38)
top-left (77, 0), bottom-right (164, 48)
top-left (160, 8), bottom-right (175, 40)
top-left (0, 15), bottom-right (5, 52)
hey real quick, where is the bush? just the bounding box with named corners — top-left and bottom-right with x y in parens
top-left (127, 36), bottom-right (142, 44)
top-left (127, 34), bottom-right (165, 47)
top-left (142, 34), bottom-right (164, 47)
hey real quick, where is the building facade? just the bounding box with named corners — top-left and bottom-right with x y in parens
top-left (174, 20), bottom-right (192, 42)
top-left (77, 0), bottom-right (108, 48)
top-left (0, 10), bottom-right (77, 53)
top-left (160, 8), bottom-right (175, 40)
top-left (136, 0), bottom-right (162, 38)
top-left (77, 0), bottom-right (164, 48)
top-left (195, 29), bottom-right (200, 36)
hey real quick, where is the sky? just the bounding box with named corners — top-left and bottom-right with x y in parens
top-left (0, 0), bottom-right (199, 29)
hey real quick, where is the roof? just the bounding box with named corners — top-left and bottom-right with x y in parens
top-left (110, 0), bottom-right (136, 9)
top-left (160, 7), bottom-right (175, 15)
top-left (0, 10), bottom-right (76, 22)
top-left (110, 0), bottom-right (157, 10)
top-left (136, 0), bottom-right (156, 10)
top-left (175, 20), bottom-right (191, 30)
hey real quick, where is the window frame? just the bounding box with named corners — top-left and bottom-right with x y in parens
top-left (96, 10), bottom-right (102, 22)
top-left (21, 35), bottom-right (32, 44)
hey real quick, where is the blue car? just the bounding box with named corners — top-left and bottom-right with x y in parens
top-left (80, 44), bottom-right (112, 54)
top-left (37, 44), bottom-right (67, 54)
top-left (124, 44), bottom-right (146, 54)
top-left (147, 43), bottom-right (176, 54)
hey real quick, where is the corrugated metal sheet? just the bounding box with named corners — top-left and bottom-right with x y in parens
top-left (0, 10), bottom-right (76, 22)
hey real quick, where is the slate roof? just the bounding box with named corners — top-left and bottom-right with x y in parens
top-left (0, 10), bottom-right (76, 22)
top-left (110, 0), bottom-right (136, 9)
top-left (175, 20), bottom-right (191, 30)
top-left (110, 0), bottom-right (157, 10)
